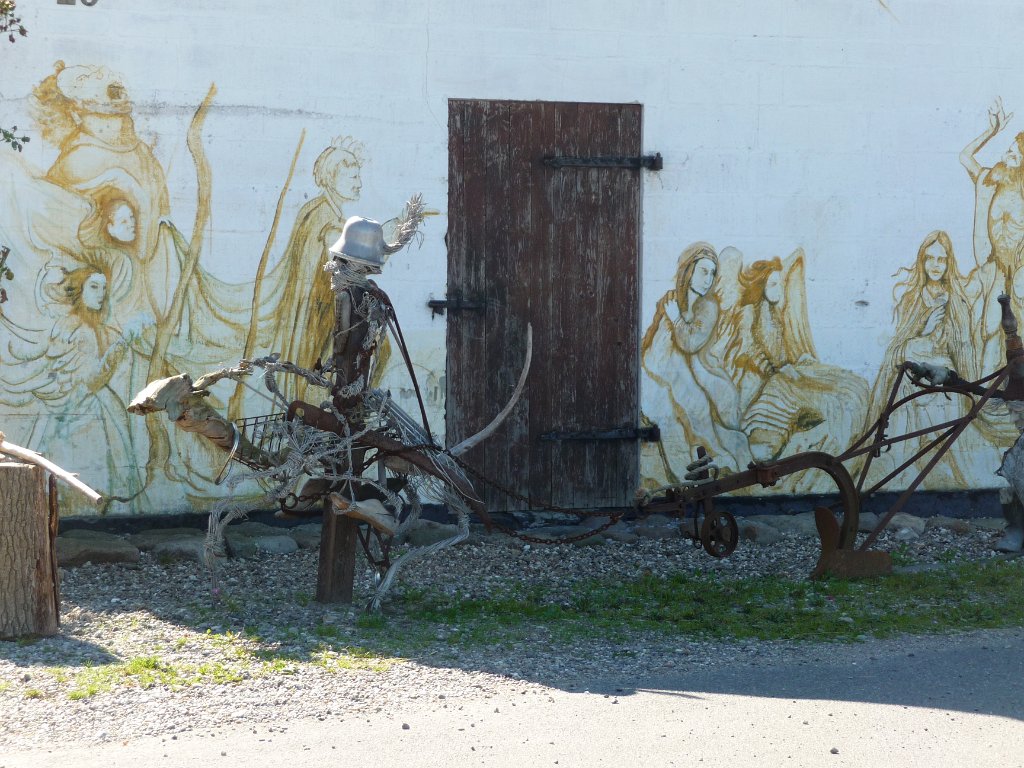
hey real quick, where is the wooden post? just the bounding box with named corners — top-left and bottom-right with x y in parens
top-left (0, 463), bottom-right (59, 638)
top-left (315, 289), bottom-right (361, 604)
top-left (315, 499), bottom-right (359, 603)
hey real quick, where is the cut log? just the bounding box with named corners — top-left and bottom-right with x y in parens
top-left (0, 463), bottom-right (60, 638)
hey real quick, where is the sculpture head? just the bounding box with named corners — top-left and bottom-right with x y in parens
top-left (329, 216), bottom-right (386, 273)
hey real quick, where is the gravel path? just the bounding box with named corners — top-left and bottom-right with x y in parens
top-left (0, 521), bottom-right (1016, 750)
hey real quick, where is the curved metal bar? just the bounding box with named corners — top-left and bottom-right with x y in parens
top-left (213, 423), bottom-right (242, 486)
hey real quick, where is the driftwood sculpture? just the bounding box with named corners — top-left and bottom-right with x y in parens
top-left (129, 197), bottom-right (532, 609)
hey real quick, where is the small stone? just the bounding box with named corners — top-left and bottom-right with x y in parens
top-left (402, 723), bottom-right (410, 730)
top-left (830, 747), bottom-right (839, 755)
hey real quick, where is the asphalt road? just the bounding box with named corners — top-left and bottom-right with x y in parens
top-left (5, 628), bottom-right (1022, 768)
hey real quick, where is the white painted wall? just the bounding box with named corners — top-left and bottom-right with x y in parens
top-left (3, 0), bottom-right (1022, 511)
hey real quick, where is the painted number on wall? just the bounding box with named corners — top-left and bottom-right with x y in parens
top-left (57, 0), bottom-right (99, 6)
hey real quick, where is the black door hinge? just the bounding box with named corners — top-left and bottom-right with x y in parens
top-left (542, 153), bottom-right (662, 171)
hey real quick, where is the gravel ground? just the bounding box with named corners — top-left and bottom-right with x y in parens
top-left (0, 521), bottom-right (1016, 750)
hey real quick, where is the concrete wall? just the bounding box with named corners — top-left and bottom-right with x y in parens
top-left (1, 0), bottom-right (1022, 513)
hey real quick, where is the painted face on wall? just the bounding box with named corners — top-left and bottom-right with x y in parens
top-left (1002, 136), bottom-right (1024, 168)
top-left (333, 159), bottom-right (362, 202)
top-left (922, 241), bottom-right (948, 283)
top-left (82, 273), bottom-right (107, 311)
top-left (106, 202), bottom-right (137, 244)
top-left (690, 257), bottom-right (717, 297)
top-left (763, 270), bottom-right (784, 305)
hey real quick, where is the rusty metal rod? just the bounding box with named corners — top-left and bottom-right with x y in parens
top-left (859, 365), bottom-right (1010, 551)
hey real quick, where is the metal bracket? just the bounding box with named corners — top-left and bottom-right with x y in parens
top-left (427, 293), bottom-right (487, 317)
top-left (542, 152), bottom-right (663, 171)
top-left (540, 425), bottom-right (661, 442)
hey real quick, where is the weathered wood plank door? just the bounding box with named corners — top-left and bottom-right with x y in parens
top-left (447, 99), bottom-right (641, 512)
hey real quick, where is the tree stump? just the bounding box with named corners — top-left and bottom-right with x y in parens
top-left (0, 463), bottom-right (60, 638)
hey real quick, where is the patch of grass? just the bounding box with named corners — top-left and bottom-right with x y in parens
top-left (396, 559), bottom-right (1024, 645)
top-left (890, 542), bottom-right (915, 567)
top-left (64, 655), bottom-right (245, 699)
top-left (23, 688), bottom-right (43, 699)
top-left (309, 644), bottom-right (396, 673)
top-left (355, 612), bottom-right (387, 630)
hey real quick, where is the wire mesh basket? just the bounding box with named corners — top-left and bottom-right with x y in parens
top-left (214, 411), bottom-right (288, 484)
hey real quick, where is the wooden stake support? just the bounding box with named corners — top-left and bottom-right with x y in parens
top-left (316, 499), bottom-right (359, 603)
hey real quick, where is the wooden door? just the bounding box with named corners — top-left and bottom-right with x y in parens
top-left (447, 99), bottom-right (642, 512)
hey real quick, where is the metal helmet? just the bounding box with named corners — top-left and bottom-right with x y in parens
top-left (329, 216), bottom-right (386, 269)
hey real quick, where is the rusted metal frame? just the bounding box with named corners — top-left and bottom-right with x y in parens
top-left (859, 365), bottom-right (1011, 551)
top-left (845, 366), bottom-right (910, 494)
top-left (355, 523), bottom-right (393, 570)
top-left (840, 361), bottom-right (1002, 500)
top-left (357, 429), bottom-right (492, 527)
top-left (650, 451), bottom-right (861, 548)
top-left (857, 423), bottom-right (961, 499)
top-left (842, 379), bottom-right (979, 466)
top-left (287, 400), bottom-right (493, 529)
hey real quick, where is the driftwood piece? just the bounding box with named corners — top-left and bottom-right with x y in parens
top-left (0, 431), bottom-right (102, 504)
top-left (0, 463), bottom-right (59, 638)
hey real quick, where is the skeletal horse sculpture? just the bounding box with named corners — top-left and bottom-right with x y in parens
top-left (129, 196), bottom-right (532, 609)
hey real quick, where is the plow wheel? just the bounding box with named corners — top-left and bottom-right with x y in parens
top-left (700, 509), bottom-right (738, 558)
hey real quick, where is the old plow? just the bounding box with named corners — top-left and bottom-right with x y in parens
top-left (638, 294), bottom-right (1024, 579)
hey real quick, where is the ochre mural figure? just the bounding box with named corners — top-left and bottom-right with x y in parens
top-left (32, 62), bottom-right (179, 326)
top-left (0, 62), bottom-right (396, 511)
top-left (263, 137), bottom-right (370, 403)
top-left (722, 252), bottom-right (869, 492)
top-left (865, 231), bottom-right (983, 489)
top-left (642, 245), bottom-right (870, 494)
top-left (641, 242), bottom-right (751, 486)
top-left (8, 265), bottom-right (145, 513)
top-left (962, 100), bottom-right (1024, 374)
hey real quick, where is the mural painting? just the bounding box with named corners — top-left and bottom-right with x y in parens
top-left (642, 244), bottom-right (869, 494)
top-left (0, 62), bottom-right (399, 514)
top-left (641, 99), bottom-right (1024, 495)
top-left (4, 61), bottom-right (1024, 510)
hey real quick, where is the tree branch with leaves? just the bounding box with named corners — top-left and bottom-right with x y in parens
top-left (2, 0), bottom-right (29, 152)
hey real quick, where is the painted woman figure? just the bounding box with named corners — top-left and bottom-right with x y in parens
top-left (723, 251), bottom-right (868, 492)
top-left (866, 231), bottom-right (985, 489)
top-left (10, 267), bottom-right (147, 512)
top-left (32, 62), bottom-right (179, 323)
top-left (641, 243), bottom-right (751, 486)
